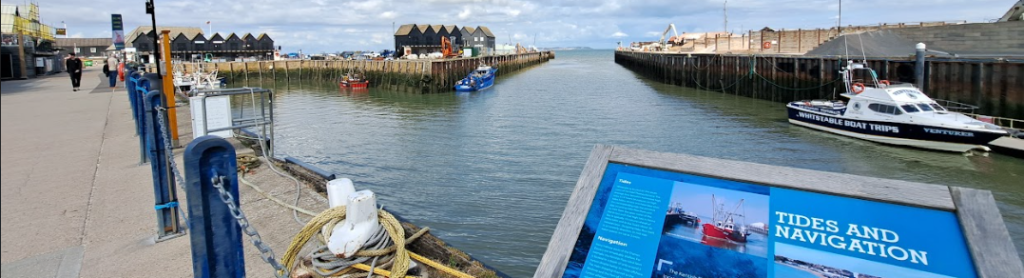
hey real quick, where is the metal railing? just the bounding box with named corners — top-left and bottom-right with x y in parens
top-left (963, 113), bottom-right (1023, 130)
top-left (933, 99), bottom-right (979, 114)
top-left (192, 87), bottom-right (275, 157)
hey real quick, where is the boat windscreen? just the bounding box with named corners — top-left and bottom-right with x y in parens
top-left (901, 104), bottom-right (920, 113)
top-left (917, 103), bottom-right (934, 112)
top-left (929, 103), bottom-right (947, 112)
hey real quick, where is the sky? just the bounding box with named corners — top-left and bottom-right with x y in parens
top-left (27, 0), bottom-right (1016, 53)
top-left (669, 181), bottom-right (770, 224)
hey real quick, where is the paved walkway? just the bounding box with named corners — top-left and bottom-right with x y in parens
top-left (1, 68), bottom-right (327, 277)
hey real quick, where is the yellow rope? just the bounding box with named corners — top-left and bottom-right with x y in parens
top-left (281, 208), bottom-right (412, 277)
top-left (350, 263), bottom-right (419, 278)
top-left (409, 251), bottom-right (476, 278)
top-left (282, 206), bottom-right (347, 276)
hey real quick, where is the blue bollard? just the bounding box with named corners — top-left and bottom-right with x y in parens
top-left (143, 89), bottom-right (184, 241)
top-left (184, 136), bottom-right (245, 278)
top-left (134, 74), bottom-right (151, 164)
top-left (127, 71), bottom-right (147, 164)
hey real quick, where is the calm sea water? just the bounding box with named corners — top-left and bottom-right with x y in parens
top-left (246, 50), bottom-right (1024, 277)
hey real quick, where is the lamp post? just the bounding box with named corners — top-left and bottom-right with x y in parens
top-left (838, 0), bottom-right (843, 34)
top-left (146, 0), bottom-right (161, 76)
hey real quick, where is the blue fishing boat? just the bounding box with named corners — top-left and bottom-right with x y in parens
top-left (454, 64), bottom-right (497, 92)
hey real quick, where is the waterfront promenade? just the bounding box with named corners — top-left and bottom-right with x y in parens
top-left (1, 67), bottom-right (327, 277)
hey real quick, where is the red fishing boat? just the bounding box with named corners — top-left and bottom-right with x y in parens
top-left (701, 195), bottom-right (750, 244)
top-left (339, 71), bottom-right (369, 90)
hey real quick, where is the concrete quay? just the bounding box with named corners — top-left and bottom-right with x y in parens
top-left (1, 67), bottom-right (328, 277)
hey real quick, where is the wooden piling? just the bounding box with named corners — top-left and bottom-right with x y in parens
top-left (613, 50), bottom-right (1024, 118)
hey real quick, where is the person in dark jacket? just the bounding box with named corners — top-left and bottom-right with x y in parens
top-left (66, 53), bottom-right (83, 91)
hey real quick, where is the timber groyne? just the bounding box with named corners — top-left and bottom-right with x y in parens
top-left (615, 51), bottom-right (1024, 119)
top-left (204, 52), bottom-right (554, 93)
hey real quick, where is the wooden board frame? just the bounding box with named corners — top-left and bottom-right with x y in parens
top-left (533, 144), bottom-right (1023, 278)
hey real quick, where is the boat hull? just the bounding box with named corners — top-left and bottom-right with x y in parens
top-left (664, 213), bottom-right (700, 229)
top-left (702, 223), bottom-right (747, 243)
top-left (339, 80), bottom-right (369, 89)
top-left (453, 68), bottom-right (497, 92)
top-left (787, 106), bottom-right (1005, 152)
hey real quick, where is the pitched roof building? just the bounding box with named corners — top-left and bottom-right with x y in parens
top-left (123, 26), bottom-right (275, 62)
top-left (124, 26), bottom-right (203, 48)
top-left (394, 24), bottom-right (495, 57)
top-left (55, 38), bottom-right (112, 57)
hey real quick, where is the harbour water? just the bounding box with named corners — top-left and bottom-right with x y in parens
top-left (248, 50), bottom-right (1024, 277)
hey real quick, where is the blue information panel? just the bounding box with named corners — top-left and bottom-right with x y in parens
top-left (563, 163), bottom-right (976, 278)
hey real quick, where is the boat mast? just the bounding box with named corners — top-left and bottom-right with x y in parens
top-left (726, 199), bottom-right (745, 225)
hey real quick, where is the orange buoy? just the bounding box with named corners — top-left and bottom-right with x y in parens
top-left (852, 83), bottom-right (866, 94)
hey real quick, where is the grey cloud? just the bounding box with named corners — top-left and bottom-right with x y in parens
top-left (35, 0), bottom-right (1014, 52)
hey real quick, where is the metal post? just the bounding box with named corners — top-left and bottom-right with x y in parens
top-left (184, 136), bottom-right (245, 278)
top-left (259, 89), bottom-right (267, 154)
top-left (160, 30), bottom-right (180, 147)
top-left (128, 70), bottom-right (149, 164)
top-left (915, 42), bottom-right (926, 89)
top-left (142, 84), bottom-right (184, 241)
top-left (268, 89), bottom-right (275, 158)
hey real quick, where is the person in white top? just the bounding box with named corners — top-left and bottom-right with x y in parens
top-left (105, 55), bottom-right (119, 90)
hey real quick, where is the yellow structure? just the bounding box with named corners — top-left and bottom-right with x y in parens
top-left (1, 4), bottom-right (55, 41)
top-left (160, 30), bottom-right (179, 146)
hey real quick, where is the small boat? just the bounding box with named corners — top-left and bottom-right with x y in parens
top-left (454, 64), bottom-right (497, 92)
top-left (664, 202), bottom-right (701, 230)
top-left (701, 195), bottom-right (750, 244)
top-left (339, 71), bottom-right (369, 90)
top-left (787, 61), bottom-right (1007, 152)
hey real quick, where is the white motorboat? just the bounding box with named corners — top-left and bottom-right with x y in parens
top-left (787, 61), bottom-right (1007, 152)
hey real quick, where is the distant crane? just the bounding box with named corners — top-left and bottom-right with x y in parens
top-left (660, 24), bottom-right (679, 52)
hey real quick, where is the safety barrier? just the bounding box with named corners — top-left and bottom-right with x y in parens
top-left (127, 66), bottom-right (284, 275)
top-left (183, 136), bottom-right (246, 277)
top-left (126, 68), bottom-right (186, 241)
top-left (126, 68), bottom-right (148, 164)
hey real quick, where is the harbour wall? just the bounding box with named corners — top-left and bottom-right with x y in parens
top-left (198, 51), bottom-right (554, 93)
top-left (675, 21), bottom-right (971, 54)
top-left (615, 51), bottom-right (1024, 119)
top-left (677, 21), bottom-right (1022, 55)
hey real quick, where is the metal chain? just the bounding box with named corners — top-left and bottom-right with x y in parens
top-left (156, 105), bottom-right (287, 277)
top-left (154, 106), bottom-right (191, 228)
top-left (212, 176), bottom-right (289, 278)
top-left (154, 106), bottom-right (186, 186)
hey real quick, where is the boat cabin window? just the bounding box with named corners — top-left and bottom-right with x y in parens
top-left (901, 104), bottom-right (920, 113)
top-left (916, 103), bottom-right (934, 112)
top-left (868, 103), bottom-right (903, 115)
top-left (929, 103), bottom-right (946, 112)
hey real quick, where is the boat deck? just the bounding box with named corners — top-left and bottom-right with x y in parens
top-left (990, 137), bottom-right (1024, 158)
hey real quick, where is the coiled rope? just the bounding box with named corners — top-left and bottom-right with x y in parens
top-left (280, 206), bottom-right (473, 278)
top-left (237, 152), bottom-right (473, 277)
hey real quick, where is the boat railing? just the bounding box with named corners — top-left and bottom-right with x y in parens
top-left (961, 113), bottom-right (1024, 131)
top-left (933, 99), bottom-right (979, 113)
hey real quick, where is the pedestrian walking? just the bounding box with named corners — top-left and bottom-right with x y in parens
top-left (65, 53), bottom-right (83, 91)
top-left (105, 55), bottom-right (119, 91)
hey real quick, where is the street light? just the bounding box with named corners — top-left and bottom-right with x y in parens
top-left (838, 0), bottom-right (843, 34)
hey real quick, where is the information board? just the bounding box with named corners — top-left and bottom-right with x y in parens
top-left (111, 14), bottom-right (125, 50)
top-left (534, 145), bottom-right (1022, 278)
top-left (189, 95), bottom-right (233, 138)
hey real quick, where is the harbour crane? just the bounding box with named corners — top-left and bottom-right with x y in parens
top-left (660, 24), bottom-right (679, 52)
top-left (441, 37), bottom-right (459, 58)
